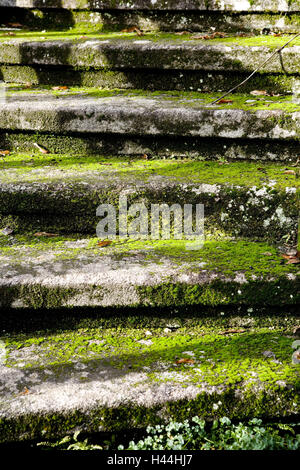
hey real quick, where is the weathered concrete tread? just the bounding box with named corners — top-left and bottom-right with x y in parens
top-left (0, 88), bottom-right (299, 140)
top-left (0, 320), bottom-right (299, 442)
top-left (0, 236), bottom-right (298, 309)
top-left (1, 34), bottom-right (300, 74)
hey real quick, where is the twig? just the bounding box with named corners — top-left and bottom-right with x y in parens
top-left (210, 33), bottom-right (300, 105)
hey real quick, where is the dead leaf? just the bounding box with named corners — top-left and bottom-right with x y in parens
top-left (6, 22), bottom-right (23, 28)
top-left (283, 170), bottom-right (296, 175)
top-left (217, 99), bottom-right (233, 104)
top-left (4, 32), bottom-right (16, 36)
top-left (34, 232), bottom-right (59, 237)
top-left (34, 143), bottom-right (49, 154)
top-left (250, 90), bottom-right (268, 96)
top-left (122, 26), bottom-right (144, 36)
top-left (287, 258), bottom-right (300, 264)
top-left (192, 32), bottom-right (226, 40)
top-left (97, 240), bottom-right (113, 247)
top-left (272, 33), bottom-right (281, 37)
top-left (52, 86), bottom-right (69, 91)
top-left (0, 150), bottom-right (10, 156)
top-left (20, 387), bottom-right (30, 395)
top-left (220, 329), bottom-right (246, 335)
top-left (191, 34), bottom-right (210, 40)
top-left (262, 252), bottom-right (273, 256)
top-left (176, 358), bottom-right (195, 364)
top-left (142, 154), bottom-right (148, 160)
top-left (175, 31), bottom-right (191, 36)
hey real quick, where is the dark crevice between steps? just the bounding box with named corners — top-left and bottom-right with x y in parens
top-left (1, 131), bottom-right (299, 161)
top-left (0, 305), bottom-right (298, 335)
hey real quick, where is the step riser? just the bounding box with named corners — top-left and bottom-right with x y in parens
top-left (2, 41), bottom-right (299, 74)
top-left (0, 270), bottom-right (298, 310)
top-left (2, 9), bottom-right (300, 33)
top-left (0, 389), bottom-right (298, 444)
top-left (1, 132), bottom-right (299, 162)
top-left (2, 66), bottom-right (298, 95)
top-left (0, 184), bottom-right (298, 241)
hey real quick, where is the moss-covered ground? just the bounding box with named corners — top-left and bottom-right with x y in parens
top-left (0, 31), bottom-right (300, 47)
top-left (3, 321), bottom-right (299, 390)
top-left (0, 153), bottom-right (298, 187)
top-left (0, 235), bottom-right (298, 280)
top-left (0, 315), bottom-right (298, 441)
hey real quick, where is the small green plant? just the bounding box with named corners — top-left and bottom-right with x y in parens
top-left (36, 418), bottom-right (300, 451)
top-left (119, 417), bottom-right (300, 451)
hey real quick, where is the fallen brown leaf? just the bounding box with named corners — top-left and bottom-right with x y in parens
top-left (176, 358), bottom-right (195, 364)
top-left (283, 170), bottom-right (296, 175)
top-left (191, 34), bottom-right (210, 40)
top-left (34, 143), bottom-right (50, 154)
top-left (217, 99), bottom-right (233, 104)
top-left (0, 150), bottom-right (10, 156)
top-left (6, 22), bottom-right (23, 28)
top-left (175, 31), bottom-right (191, 36)
top-left (287, 258), bottom-right (300, 264)
top-left (97, 240), bottom-right (113, 247)
top-left (122, 26), bottom-right (144, 36)
top-left (52, 86), bottom-right (69, 91)
top-left (34, 232), bottom-right (59, 237)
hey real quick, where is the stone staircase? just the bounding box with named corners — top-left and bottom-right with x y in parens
top-left (0, 0), bottom-right (299, 445)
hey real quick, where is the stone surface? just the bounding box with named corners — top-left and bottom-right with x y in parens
top-left (0, 0), bottom-right (299, 12)
top-left (0, 157), bottom-right (298, 239)
top-left (0, 319), bottom-right (299, 443)
top-left (0, 89), bottom-right (299, 140)
top-left (0, 236), bottom-right (298, 309)
top-left (1, 36), bottom-right (299, 74)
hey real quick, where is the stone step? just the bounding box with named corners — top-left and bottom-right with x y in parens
top-left (1, 4), bottom-right (300, 33)
top-left (0, 87), bottom-right (299, 158)
top-left (0, 314), bottom-right (299, 443)
top-left (0, 235), bottom-right (299, 310)
top-left (1, 34), bottom-right (299, 73)
top-left (0, 155), bottom-right (298, 241)
top-left (1, 33), bottom-right (299, 92)
top-left (1, 0), bottom-right (299, 11)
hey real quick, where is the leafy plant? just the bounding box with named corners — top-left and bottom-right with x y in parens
top-left (119, 417), bottom-right (300, 451)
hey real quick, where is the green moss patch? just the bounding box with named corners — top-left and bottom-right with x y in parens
top-left (0, 320), bottom-right (298, 442)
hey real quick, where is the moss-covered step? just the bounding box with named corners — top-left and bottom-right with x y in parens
top-left (2, 129), bottom-right (299, 161)
top-left (0, 87), bottom-right (299, 144)
top-left (2, 65), bottom-right (299, 95)
top-left (0, 155), bottom-right (298, 241)
top-left (1, 0), bottom-right (298, 12)
top-left (1, 8), bottom-right (299, 34)
top-left (1, 34), bottom-right (299, 75)
top-left (0, 318), bottom-right (299, 443)
top-left (0, 236), bottom-right (298, 309)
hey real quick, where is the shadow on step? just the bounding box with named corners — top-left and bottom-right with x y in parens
top-left (0, 304), bottom-right (298, 334)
